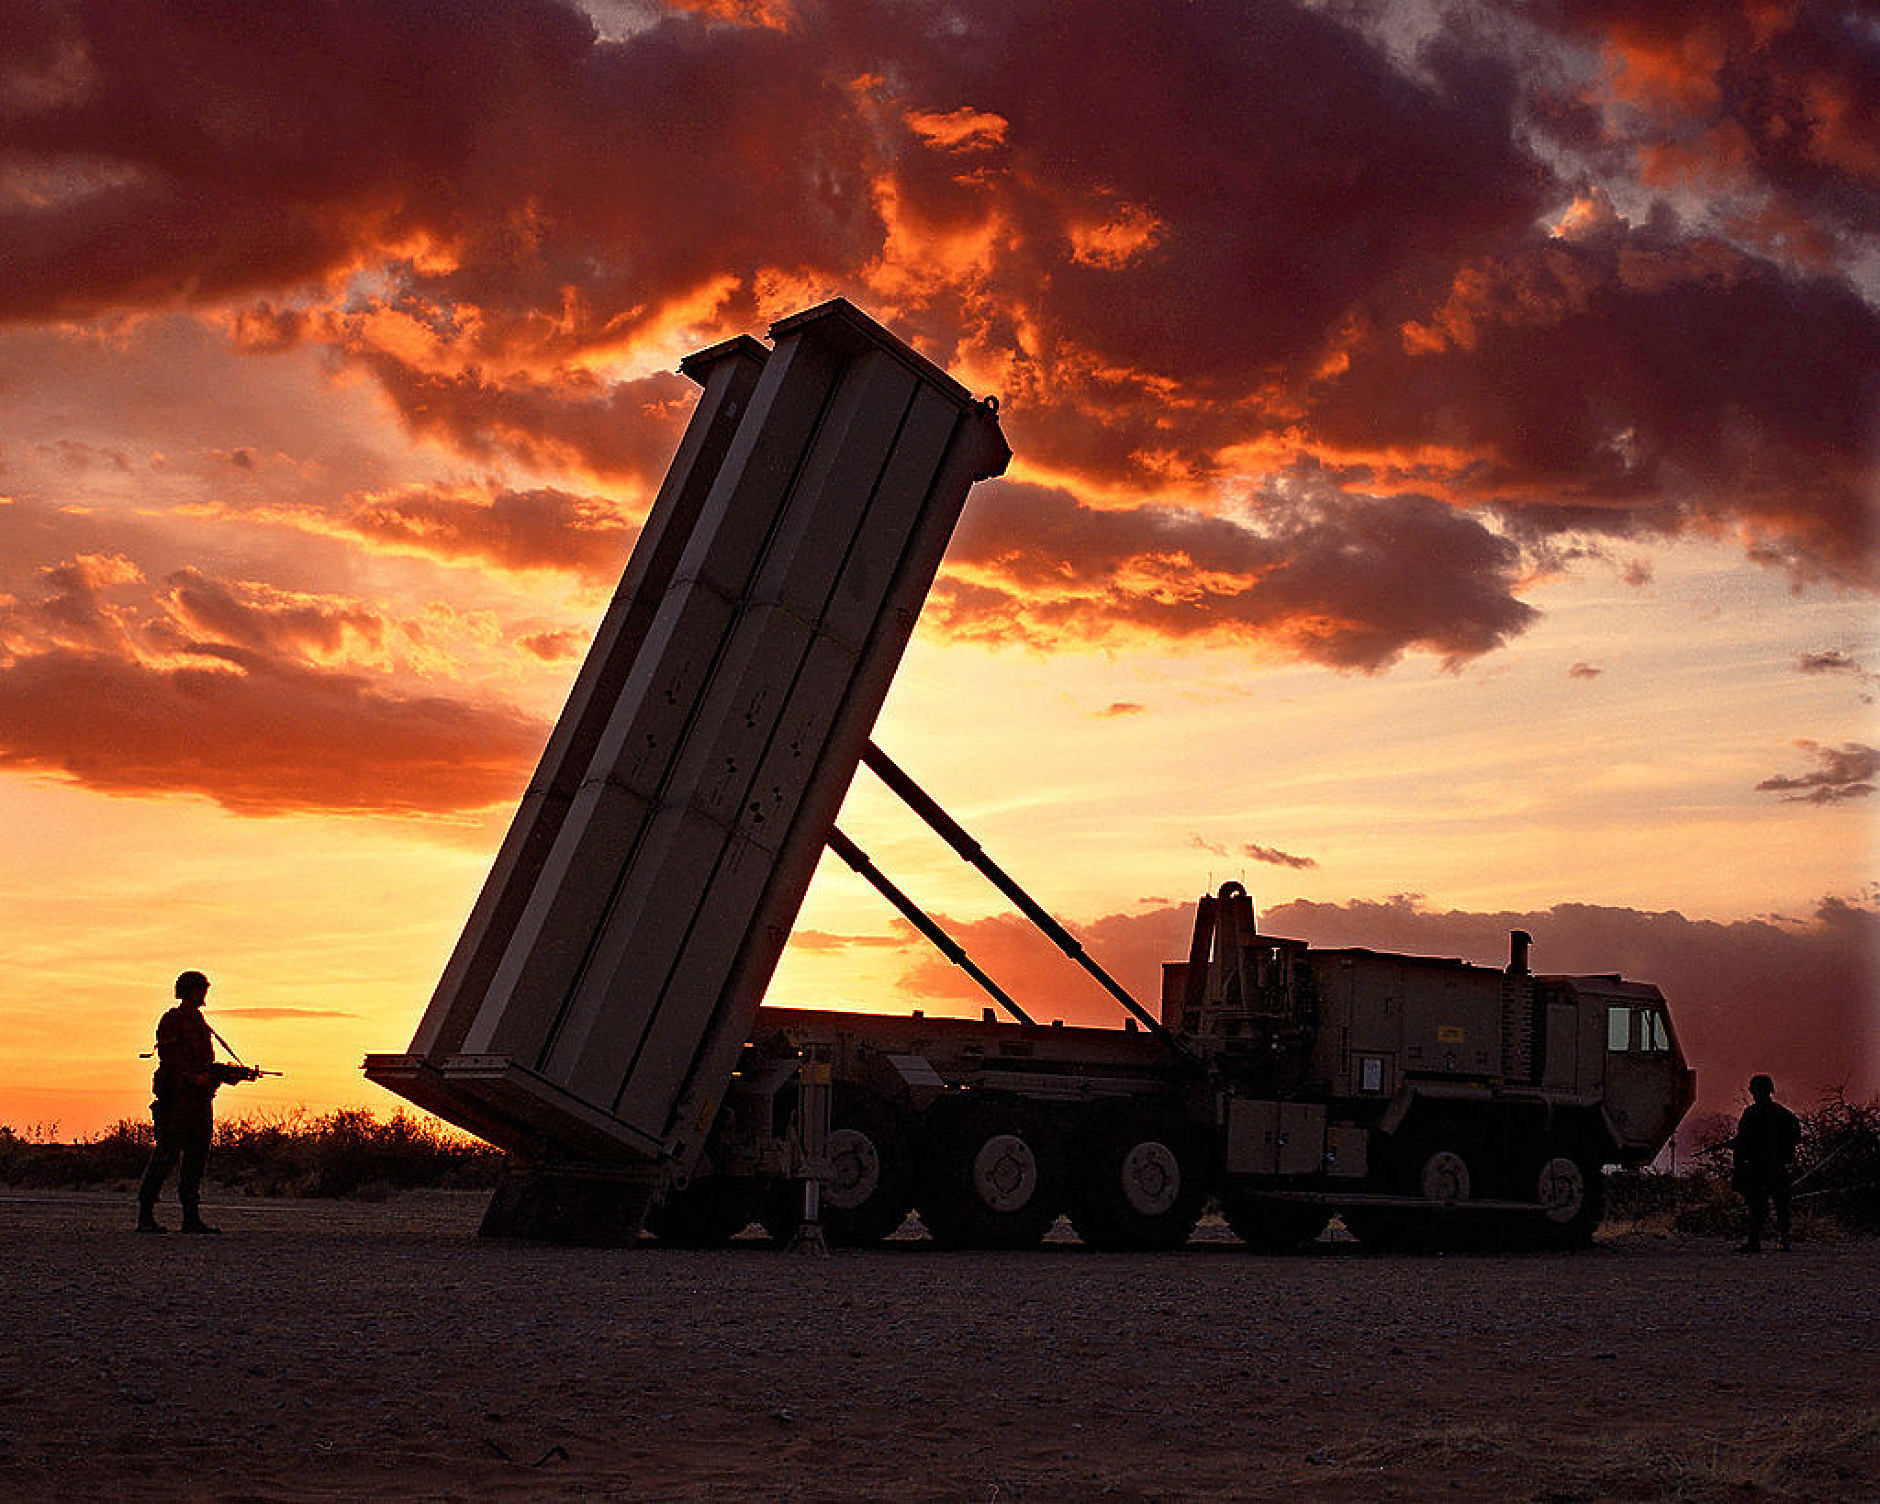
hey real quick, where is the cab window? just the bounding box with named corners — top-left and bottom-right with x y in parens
top-left (1641, 1010), bottom-right (1670, 1053)
top-left (1608, 1005), bottom-right (1670, 1054)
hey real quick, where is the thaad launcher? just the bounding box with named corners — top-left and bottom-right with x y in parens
top-left (365, 300), bottom-right (1011, 1235)
top-left (369, 299), bottom-right (1695, 1250)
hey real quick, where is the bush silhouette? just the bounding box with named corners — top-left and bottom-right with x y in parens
top-left (0, 1109), bottom-right (503, 1197)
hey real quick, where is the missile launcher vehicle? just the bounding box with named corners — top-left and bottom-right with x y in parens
top-left (366, 299), bottom-right (1694, 1249)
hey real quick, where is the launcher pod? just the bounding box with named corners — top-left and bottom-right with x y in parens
top-left (366, 301), bottom-right (1009, 1239)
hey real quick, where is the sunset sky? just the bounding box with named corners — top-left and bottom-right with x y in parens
top-left (1, 0), bottom-right (1873, 1143)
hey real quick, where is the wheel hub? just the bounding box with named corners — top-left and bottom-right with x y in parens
top-left (1119, 1139), bottom-right (1181, 1217)
top-left (826, 1127), bottom-right (880, 1211)
top-left (1536, 1155), bottom-right (1586, 1223)
top-left (1419, 1149), bottom-right (1471, 1203)
top-left (972, 1132), bottom-right (1039, 1212)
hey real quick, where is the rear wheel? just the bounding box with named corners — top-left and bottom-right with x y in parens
top-left (1067, 1105), bottom-right (1208, 1250)
top-left (822, 1092), bottom-right (916, 1245)
top-left (918, 1097), bottom-right (1063, 1249)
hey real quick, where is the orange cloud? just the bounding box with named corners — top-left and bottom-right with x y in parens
top-left (345, 486), bottom-right (637, 581)
top-left (0, 554), bottom-right (544, 815)
top-left (935, 476), bottom-right (1537, 670)
top-left (1301, 223), bottom-right (1880, 587)
top-left (0, 0), bottom-right (1872, 690)
top-left (0, 644), bottom-right (543, 815)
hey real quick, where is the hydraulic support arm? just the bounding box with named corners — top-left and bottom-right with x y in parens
top-left (825, 826), bottom-right (1037, 1025)
top-left (859, 741), bottom-right (1185, 1055)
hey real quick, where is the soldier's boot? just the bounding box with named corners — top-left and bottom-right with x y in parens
top-left (179, 1199), bottom-right (220, 1235)
top-left (136, 1202), bottom-right (166, 1234)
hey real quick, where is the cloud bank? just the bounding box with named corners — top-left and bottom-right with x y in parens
top-left (0, 0), bottom-right (1873, 811)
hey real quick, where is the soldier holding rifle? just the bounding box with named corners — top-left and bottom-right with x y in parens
top-left (135, 970), bottom-right (273, 1234)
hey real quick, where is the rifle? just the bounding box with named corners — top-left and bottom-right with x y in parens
top-left (139, 1020), bottom-right (282, 1082)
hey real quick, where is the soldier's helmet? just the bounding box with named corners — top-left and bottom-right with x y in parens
top-left (1749, 1073), bottom-right (1775, 1099)
top-left (174, 970), bottom-right (210, 1001)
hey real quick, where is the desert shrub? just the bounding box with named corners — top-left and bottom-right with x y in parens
top-left (0, 1107), bottom-right (505, 1196)
top-left (1794, 1091), bottom-right (1880, 1234)
top-left (1624, 1090), bottom-right (1880, 1240)
top-left (209, 1107), bottom-right (506, 1196)
top-left (0, 1119), bottom-right (154, 1189)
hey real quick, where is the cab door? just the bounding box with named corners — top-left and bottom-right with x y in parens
top-left (1599, 989), bottom-right (1695, 1161)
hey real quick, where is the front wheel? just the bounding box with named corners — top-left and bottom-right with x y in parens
top-left (1529, 1152), bottom-right (1605, 1249)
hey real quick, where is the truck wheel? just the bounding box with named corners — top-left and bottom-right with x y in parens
top-left (821, 1089), bottom-right (917, 1246)
top-left (1351, 1127), bottom-right (1478, 1251)
top-left (758, 1087), bottom-right (915, 1247)
top-left (1531, 1152), bottom-right (1605, 1249)
top-left (918, 1097), bottom-right (1063, 1249)
top-left (1067, 1106), bottom-right (1207, 1250)
top-left (1220, 1193), bottom-right (1330, 1252)
top-left (1413, 1145), bottom-right (1472, 1203)
top-left (645, 1174), bottom-right (762, 1247)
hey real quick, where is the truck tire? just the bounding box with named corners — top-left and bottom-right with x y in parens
top-left (758, 1087), bottom-right (916, 1247)
top-left (1220, 1193), bottom-right (1330, 1252)
top-left (821, 1088), bottom-right (918, 1247)
top-left (1067, 1105), bottom-right (1207, 1250)
top-left (1347, 1123), bottom-right (1478, 1252)
top-left (1530, 1150), bottom-right (1605, 1249)
top-left (918, 1097), bottom-right (1063, 1249)
top-left (645, 1174), bottom-right (762, 1247)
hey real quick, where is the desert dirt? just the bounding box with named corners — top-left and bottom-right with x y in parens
top-left (1, 1189), bottom-right (1875, 1502)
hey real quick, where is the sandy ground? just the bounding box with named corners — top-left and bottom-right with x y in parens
top-left (1, 1189), bottom-right (1875, 1502)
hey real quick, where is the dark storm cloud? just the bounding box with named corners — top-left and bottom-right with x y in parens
top-left (1307, 215), bottom-right (1880, 586)
top-left (1523, 0), bottom-right (1880, 248)
top-left (836, 0), bottom-right (1548, 385)
top-left (1, 0), bottom-right (1874, 670)
top-left (937, 477), bottom-right (1537, 670)
top-left (1755, 741), bottom-right (1879, 804)
top-left (0, 1), bottom-right (882, 332)
top-left (0, 554), bottom-right (545, 815)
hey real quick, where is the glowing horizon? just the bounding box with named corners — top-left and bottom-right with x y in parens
top-left (0, 0), bottom-right (1872, 1140)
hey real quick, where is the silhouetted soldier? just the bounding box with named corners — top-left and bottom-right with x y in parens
top-left (1730, 1073), bottom-right (1801, 1253)
top-left (136, 970), bottom-right (256, 1234)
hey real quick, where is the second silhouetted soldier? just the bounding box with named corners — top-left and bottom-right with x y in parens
top-left (1730, 1073), bottom-right (1801, 1253)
